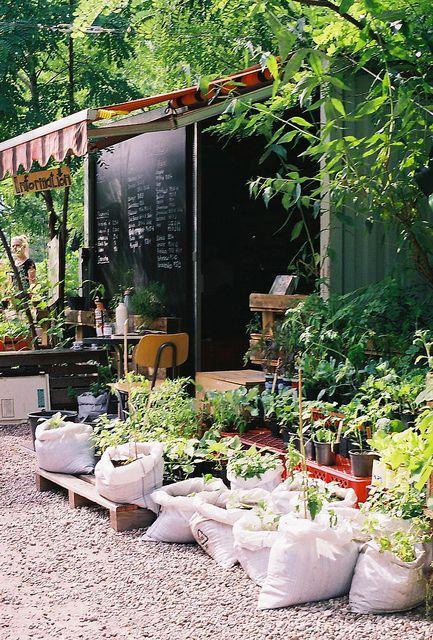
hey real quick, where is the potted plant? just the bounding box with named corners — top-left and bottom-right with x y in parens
top-left (313, 427), bottom-right (337, 466)
top-left (131, 281), bottom-right (167, 330)
top-left (347, 422), bottom-right (379, 477)
top-left (0, 319), bottom-right (31, 351)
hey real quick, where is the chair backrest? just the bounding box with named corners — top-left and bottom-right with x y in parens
top-left (133, 333), bottom-right (189, 369)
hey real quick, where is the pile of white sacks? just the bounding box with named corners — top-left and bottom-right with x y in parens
top-left (142, 465), bottom-right (428, 613)
top-left (34, 423), bottom-right (427, 613)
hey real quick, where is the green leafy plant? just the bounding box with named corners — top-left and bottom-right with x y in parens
top-left (313, 427), bottom-right (335, 444)
top-left (43, 412), bottom-right (66, 430)
top-left (131, 281), bottom-right (166, 323)
top-left (228, 445), bottom-right (280, 479)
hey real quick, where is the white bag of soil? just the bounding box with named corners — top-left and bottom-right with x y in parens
top-left (142, 477), bottom-right (226, 543)
top-left (35, 420), bottom-right (95, 474)
top-left (349, 542), bottom-right (426, 614)
top-left (258, 515), bottom-right (359, 609)
top-left (233, 512), bottom-right (281, 585)
top-left (77, 391), bottom-right (108, 421)
top-left (227, 463), bottom-right (283, 493)
top-left (271, 476), bottom-right (357, 515)
top-left (190, 492), bottom-right (245, 569)
top-left (94, 442), bottom-right (164, 512)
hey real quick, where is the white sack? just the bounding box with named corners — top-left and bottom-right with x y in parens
top-left (233, 512), bottom-right (280, 585)
top-left (225, 488), bottom-right (271, 511)
top-left (77, 391), bottom-right (108, 421)
top-left (271, 477), bottom-right (357, 516)
top-left (227, 462), bottom-right (283, 492)
top-left (259, 516), bottom-right (359, 609)
top-left (35, 421), bottom-right (95, 474)
top-left (190, 493), bottom-right (245, 568)
top-left (94, 441), bottom-right (164, 511)
top-left (143, 477), bottom-right (225, 543)
top-left (349, 542), bottom-right (426, 614)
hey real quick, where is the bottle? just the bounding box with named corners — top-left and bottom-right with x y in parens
top-left (123, 289), bottom-right (134, 332)
top-left (115, 301), bottom-right (128, 335)
top-left (94, 298), bottom-right (106, 337)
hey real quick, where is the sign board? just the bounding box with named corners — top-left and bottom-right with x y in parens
top-left (13, 166), bottom-right (71, 196)
top-left (269, 275), bottom-right (299, 295)
top-left (94, 128), bottom-right (188, 320)
top-left (47, 236), bottom-right (60, 305)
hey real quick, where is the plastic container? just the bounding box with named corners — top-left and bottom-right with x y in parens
top-left (314, 441), bottom-right (336, 466)
top-left (349, 450), bottom-right (379, 478)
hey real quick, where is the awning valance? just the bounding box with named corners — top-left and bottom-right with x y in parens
top-left (0, 109), bottom-right (98, 179)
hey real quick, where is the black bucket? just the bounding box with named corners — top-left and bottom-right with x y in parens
top-left (28, 410), bottom-right (78, 449)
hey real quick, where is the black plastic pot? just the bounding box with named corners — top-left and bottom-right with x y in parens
top-left (292, 436), bottom-right (315, 461)
top-left (314, 441), bottom-right (336, 466)
top-left (268, 419), bottom-right (281, 439)
top-left (349, 450), bottom-right (379, 478)
top-left (337, 436), bottom-right (352, 458)
top-left (305, 439), bottom-right (316, 461)
top-left (28, 409), bottom-right (78, 449)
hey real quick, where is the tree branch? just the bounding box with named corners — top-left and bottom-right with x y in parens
top-left (293, 0), bottom-right (365, 32)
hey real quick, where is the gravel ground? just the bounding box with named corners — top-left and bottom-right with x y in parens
top-left (1, 424), bottom-right (433, 640)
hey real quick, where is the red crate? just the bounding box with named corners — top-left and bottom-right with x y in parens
top-left (239, 432), bottom-right (371, 505)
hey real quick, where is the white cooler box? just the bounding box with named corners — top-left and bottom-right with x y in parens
top-left (0, 374), bottom-right (50, 423)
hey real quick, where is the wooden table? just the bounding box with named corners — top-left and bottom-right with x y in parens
top-left (195, 369), bottom-right (266, 399)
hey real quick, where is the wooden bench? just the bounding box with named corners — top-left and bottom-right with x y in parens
top-left (35, 468), bottom-right (155, 532)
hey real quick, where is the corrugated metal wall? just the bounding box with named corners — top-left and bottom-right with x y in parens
top-left (322, 74), bottom-right (412, 295)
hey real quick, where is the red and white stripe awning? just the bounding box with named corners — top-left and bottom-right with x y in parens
top-left (0, 63), bottom-right (275, 179)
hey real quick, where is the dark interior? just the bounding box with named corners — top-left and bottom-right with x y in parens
top-left (199, 124), bottom-right (319, 372)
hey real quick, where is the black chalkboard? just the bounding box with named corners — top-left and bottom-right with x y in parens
top-left (94, 128), bottom-right (189, 319)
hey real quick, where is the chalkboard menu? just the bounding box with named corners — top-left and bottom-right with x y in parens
top-left (94, 128), bottom-right (189, 319)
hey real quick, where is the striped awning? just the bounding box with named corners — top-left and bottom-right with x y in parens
top-left (0, 63), bottom-right (275, 179)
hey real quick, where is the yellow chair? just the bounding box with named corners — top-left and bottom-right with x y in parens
top-left (133, 333), bottom-right (189, 389)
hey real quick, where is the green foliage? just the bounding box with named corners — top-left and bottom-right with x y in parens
top-left (131, 281), bottom-right (167, 321)
top-left (369, 408), bottom-right (433, 492)
top-left (210, 0), bottom-right (433, 286)
top-left (228, 445), bottom-right (280, 479)
top-left (206, 386), bottom-right (261, 434)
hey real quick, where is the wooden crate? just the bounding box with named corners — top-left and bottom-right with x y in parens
top-left (196, 369), bottom-right (265, 400)
top-left (35, 468), bottom-right (155, 532)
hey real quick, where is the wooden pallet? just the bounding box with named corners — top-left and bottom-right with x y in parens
top-left (35, 468), bottom-right (155, 532)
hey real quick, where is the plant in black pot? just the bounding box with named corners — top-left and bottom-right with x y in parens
top-left (313, 427), bottom-right (337, 467)
top-left (346, 421), bottom-right (379, 478)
